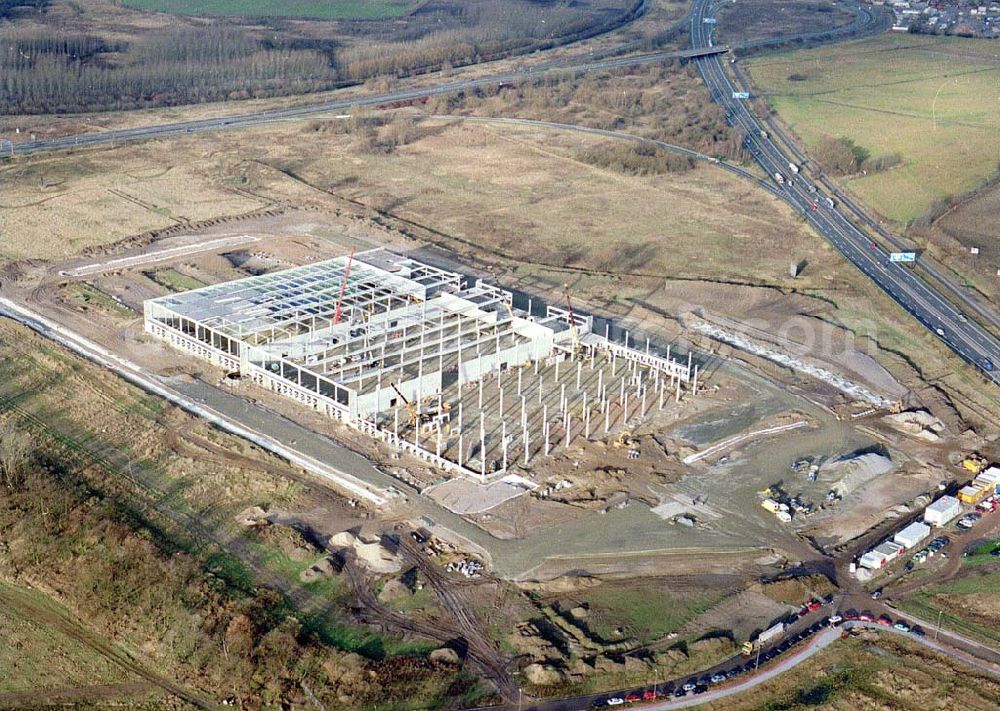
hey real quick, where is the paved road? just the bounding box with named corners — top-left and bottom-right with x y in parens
top-left (690, 0), bottom-right (1000, 384)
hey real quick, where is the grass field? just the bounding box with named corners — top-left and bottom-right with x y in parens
top-left (711, 634), bottom-right (1000, 709)
top-left (281, 120), bottom-right (843, 288)
top-left (122, 0), bottom-right (415, 20)
top-left (0, 583), bottom-right (135, 694)
top-left (146, 268), bottom-right (207, 292)
top-left (902, 569), bottom-right (1000, 647)
top-left (561, 581), bottom-right (726, 645)
top-left (748, 34), bottom-right (1000, 224)
top-left (0, 146), bottom-right (266, 261)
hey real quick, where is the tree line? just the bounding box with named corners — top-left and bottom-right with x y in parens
top-left (0, 26), bottom-right (338, 114)
top-left (0, 0), bottom-right (637, 114)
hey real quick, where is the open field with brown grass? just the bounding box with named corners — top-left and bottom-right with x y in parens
top-left (0, 146), bottom-right (269, 261)
top-left (5, 97), bottom-right (1000, 427)
top-left (718, 0), bottom-right (856, 45)
top-left (747, 33), bottom-right (1000, 225)
top-left (280, 119), bottom-right (838, 287)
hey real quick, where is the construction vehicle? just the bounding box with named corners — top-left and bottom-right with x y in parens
top-left (741, 641), bottom-right (755, 656)
top-left (962, 454), bottom-right (988, 475)
top-left (614, 430), bottom-right (634, 448)
top-left (390, 382), bottom-right (450, 428)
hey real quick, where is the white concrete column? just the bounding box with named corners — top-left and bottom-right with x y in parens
top-left (502, 420), bottom-right (508, 472)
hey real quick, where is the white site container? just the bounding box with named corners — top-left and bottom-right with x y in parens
top-left (893, 521), bottom-right (930, 550)
top-left (924, 495), bottom-right (961, 527)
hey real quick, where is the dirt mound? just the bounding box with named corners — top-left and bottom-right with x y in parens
top-left (524, 663), bottom-right (564, 686)
top-left (760, 575), bottom-right (835, 606)
top-left (328, 530), bottom-right (403, 574)
top-left (429, 647), bottom-right (460, 666)
top-left (823, 453), bottom-right (895, 497)
top-left (884, 409), bottom-right (947, 442)
top-left (300, 556), bottom-right (341, 583)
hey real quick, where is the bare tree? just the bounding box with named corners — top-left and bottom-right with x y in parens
top-left (0, 420), bottom-right (31, 489)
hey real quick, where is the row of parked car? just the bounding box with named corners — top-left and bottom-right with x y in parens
top-left (831, 610), bottom-right (925, 636)
top-left (593, 617), bottom-right (835, 706)
top-left (593, 607), bottom-right (934, 708)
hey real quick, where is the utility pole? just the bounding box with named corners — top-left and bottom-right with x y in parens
top-left (935, 609), bottom-right (944, 640)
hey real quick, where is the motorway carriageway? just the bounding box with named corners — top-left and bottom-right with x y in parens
top-left (690, 0), bottom-right (1000, 385)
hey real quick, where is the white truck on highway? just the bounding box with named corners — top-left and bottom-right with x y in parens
top-left (788, 161), bottom-right (799, 174)
top-left (773, 172), bottom-right (785, 185)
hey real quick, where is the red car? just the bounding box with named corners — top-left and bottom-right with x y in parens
top-left (858, 613), bottom-right (874, 622)
top-left (642, 691), bottom-right (657, 701)
top-left (625, 694), bottom-right (641, 703)
top-left (807, 601), bottom-right (822, 612)
top-left (877, 616), bottom-right (893, 626)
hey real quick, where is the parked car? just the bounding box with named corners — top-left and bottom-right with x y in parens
top-left (894, 622), bottom-right (911, 632)
top-left (877, 616), bottom-right (893, 626)
top-left (710, 673), bottom-right (726, 684)
top-left (607, 698), bottom-right (624, 706)
top-left (828, 615), bottom-right (843, 625)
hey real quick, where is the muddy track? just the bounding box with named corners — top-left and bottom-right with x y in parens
top-left (341, 555), bottom-right (519, 702)
top-left (0, 584), bottom-right (216, 709)
top-left (396, 537), bottom-right (520, 699)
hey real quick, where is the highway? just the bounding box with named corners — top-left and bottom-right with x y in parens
top-left (690, 0), bottom-right (1000, 384)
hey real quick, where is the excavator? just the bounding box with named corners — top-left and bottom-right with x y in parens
top-left (390, 382), bottom-right (450, 428)
top-left (613, 430), bottom-right (634, 448)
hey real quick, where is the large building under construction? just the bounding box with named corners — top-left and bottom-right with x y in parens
top-left (144, 249), bottom-right (696, 480)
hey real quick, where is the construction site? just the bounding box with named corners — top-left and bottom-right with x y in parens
top-left (1, 208), bottom-right (969, 582)
top-left (144, 248), bottom-right (698, 482)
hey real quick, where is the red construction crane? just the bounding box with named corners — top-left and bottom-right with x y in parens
top-left (333, 247), bottom-right (355, 326)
